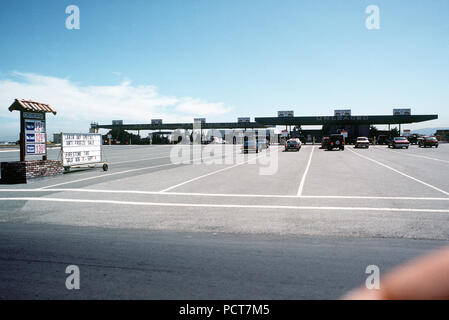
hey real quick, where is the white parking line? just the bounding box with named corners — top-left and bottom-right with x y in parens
top-left (159, 148), bottom-right (280, 193)
top-left (1, 197), bottom-right (449, 213)
top-left (372, 146), bottom-right (449, 164)
top-left (347, 147), bottom-right (449, 197)
top-left (0, 146), bottom-right (60, 153)
top-left (1, 188), bottom-right (449, 201)
top-left (297, 146), bottom-right (315, 196)
top-left (110, 154), bottom-right (169, 165)
top-left (39, 151), bottom-right (249, 190)
top-left (40, 162), bottom-right (177, 189)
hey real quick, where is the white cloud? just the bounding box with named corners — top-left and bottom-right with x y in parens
top-left (176, 97), bottom-right (232, 115)
top-left (0, 72), bottom-right (232, 125)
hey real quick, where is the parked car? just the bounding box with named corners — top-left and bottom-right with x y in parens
top-left (321, 136), bottom-right (330, 149)
top-left (355, 137), bottom-right (370, 148)
top-left (418, 136), bottom-right (439, 148)
top-left (327, 134), bottom-right (345, 151)
top-left (388, 137), bottom-right (410, 149)
top-left (377, 135), bottom-right (389, 145)
top-left (284, 139), bottom-right (301, 151)
top-left (408, 134), bottom-right (419, 145)
top-left (241, 139), bottom-right (263, 153)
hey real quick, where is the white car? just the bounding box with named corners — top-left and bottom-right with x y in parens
top-left (355, 137), bottom-right (370, 148)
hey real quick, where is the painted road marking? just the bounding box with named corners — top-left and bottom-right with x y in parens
top-left (0, 146), bottom-right (61, 153)
top-left (159, 148), bottom-right (281, 193)
top-left (40, 162), bottom-right (178, 189)
top-left (297, 146), bottom-right (315, 196)
top-left (1, 188), bottom-right (449, 201)
top-left (110, 155), bottom-right (170, 165)
top-left (347, 147), bottom-right (449, 197)
top-left (1, 197), bottom-right (449, 213)
top-left (39, 150), bottom-right (254, 190)
top-left (373, 146), bottom-right (449, 164)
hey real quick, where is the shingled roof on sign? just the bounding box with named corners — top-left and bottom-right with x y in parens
top-left (8, 99), bottom-right (57, 115)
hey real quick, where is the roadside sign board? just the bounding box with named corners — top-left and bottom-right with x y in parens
top-left (23, 112), bottom-right (46, 155)
top-left (61, 133), bottom-right (102, 166)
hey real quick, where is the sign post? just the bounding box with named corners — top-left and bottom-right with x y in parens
top-left (3, 99), bottom-right (61, 184)
top-left (8, 99), bottom-right (56, 162)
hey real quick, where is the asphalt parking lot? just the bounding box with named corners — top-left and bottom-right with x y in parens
top-left (1, 143), bottom-right (449, 299)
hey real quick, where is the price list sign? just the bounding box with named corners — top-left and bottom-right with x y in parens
top-left (23, 112), bottom-right (47, 155)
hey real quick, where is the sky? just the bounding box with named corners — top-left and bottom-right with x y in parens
top-left (0, 0), bottom-right (448, 140)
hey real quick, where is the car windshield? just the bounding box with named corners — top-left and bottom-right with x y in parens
top-left (426, 137), bottom-right (437, 141)
top-left (358, 138), bottom-right (368, 141)
top-left (395, 137), bottom-right (407, 141)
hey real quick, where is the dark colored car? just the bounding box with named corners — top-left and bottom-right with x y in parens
top-left (284, 139), bottom-right (301, 151)
top-left (241, 139), bottom-right (263, 153)
top-left (388, 137), bottom-right (410, 149)
top-left (377, 135), bottom-right (388, 145)
top-left (327, 134), bottom-right (344, 151)
top-left (321, 137), bottom-right (330, 149)
top-left (418, 136), bottom-right (439, 148)
top-left (408, 134), bottom-right (419, 145)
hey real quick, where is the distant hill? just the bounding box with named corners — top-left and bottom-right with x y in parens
top-left (411, 127), bottom-right (449, 135)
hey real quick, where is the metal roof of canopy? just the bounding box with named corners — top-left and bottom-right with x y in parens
top-left (8, 99), bottom-right (57, 115)
top-left (254, 114), bottom-right (438, 126)
top-left (93, 122), bottom-right (271, 130)
top-left (91, 114), bottom-right (438, 131)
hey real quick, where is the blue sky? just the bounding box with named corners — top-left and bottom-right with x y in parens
top-left (1, 0), bottom-right (448, 140)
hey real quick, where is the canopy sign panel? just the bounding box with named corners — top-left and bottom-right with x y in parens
top-left (62, 133), bottom-right (102, 166)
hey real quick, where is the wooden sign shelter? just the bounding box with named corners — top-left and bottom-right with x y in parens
top-left (8, 99), bottom-right (57, 162)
